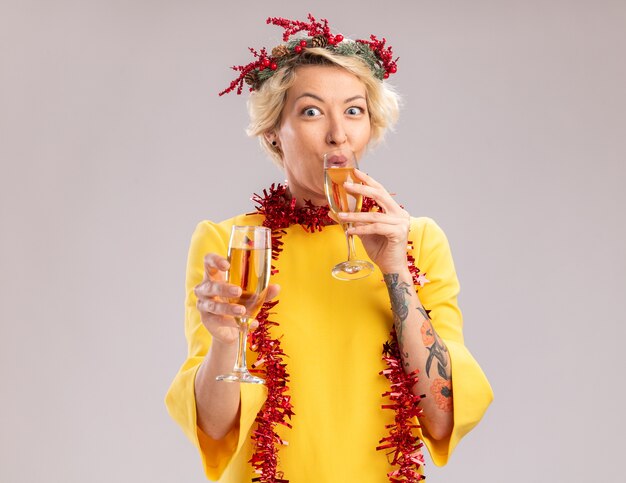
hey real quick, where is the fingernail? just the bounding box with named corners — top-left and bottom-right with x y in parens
top-left (229, 286), bottom-right (241, 296)
top-left (235, 306), bottom-right (245, 315)
top-left (338, 213), bottom-right (348, 218)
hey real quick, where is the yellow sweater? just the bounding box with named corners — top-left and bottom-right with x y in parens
top-left (165, 213), bottom-right (493, 482)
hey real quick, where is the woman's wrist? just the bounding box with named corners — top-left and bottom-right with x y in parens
top-left (210, 338), bottom-right (239, 355)
top-left (380, 264), bottom-right (413, 280)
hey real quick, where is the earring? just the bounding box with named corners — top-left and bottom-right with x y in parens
top-left (272, 141), bottom-right (277, 146)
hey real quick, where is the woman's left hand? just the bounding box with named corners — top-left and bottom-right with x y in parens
top-left (336, 169), bottom-right (411, 274)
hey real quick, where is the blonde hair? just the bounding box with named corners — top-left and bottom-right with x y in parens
top-left (246, 46), bottom-right (400, 167)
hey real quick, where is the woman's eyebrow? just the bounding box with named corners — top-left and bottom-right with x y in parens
top-left (295, 92), bottom-right (324, 102)
top-left (345, 95), bottom-right (366, 103)
top-left (294, 93), bottom-right (366, 103)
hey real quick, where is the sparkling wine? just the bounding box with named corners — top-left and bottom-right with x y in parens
top-left (217, 226), bottom-right (270, 384)
top-left (322, 150), bottom-right (374, 281)
top-left (227, 246), bottom-right (271, 318)
top-left (324, 166), bottom-right (363, 214)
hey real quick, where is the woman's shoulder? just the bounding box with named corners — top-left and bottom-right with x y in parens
top-left (193, 213), bottom-right (265, 233)
top-left (188, 214), bottom-right (265, 250)
top-left (409, 216), bottom-right (457, 272)
top-left (409, 216), bottom-right (448, 242)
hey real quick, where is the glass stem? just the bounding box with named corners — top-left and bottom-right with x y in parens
top-left (233, 317), bottom-right (249, 373)
top-left (344, 223), bottom-right (357, 262)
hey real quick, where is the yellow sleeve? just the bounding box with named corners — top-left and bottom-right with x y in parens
top-left (413, 218), bottom-right (494, 466)
top-left (164, 220), bottom-right (266, 480)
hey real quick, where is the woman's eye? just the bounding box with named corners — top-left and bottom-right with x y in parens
top-left (302, 107), bottom-right (321, 117)
top-left (346, 106), bottom-right (364, 115)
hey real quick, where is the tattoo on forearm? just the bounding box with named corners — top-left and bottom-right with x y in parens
top-left (419, 307), bottom-right (454, 411)
top-left (384, 273), bottom-right (452, 391)
top-left (431, 378), bottom-right (453, 412)
top-left (421, 318), bottom-right (450, 380)
top-left (417, 306), bottom-right (429, 321)
top-left (383, 273), bottom-right (412, 348)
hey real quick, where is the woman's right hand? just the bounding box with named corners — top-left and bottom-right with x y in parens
top-left (194, 253), bottom-right (279, 345)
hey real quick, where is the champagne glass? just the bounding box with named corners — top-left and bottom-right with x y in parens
top-left (216, 226), bottom-right (271, 384)
top-left (324, 147), bottom-right (374, 281)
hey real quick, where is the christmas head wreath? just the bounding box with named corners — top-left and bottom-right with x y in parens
top-left (219, 14), bottom-right (399, 95)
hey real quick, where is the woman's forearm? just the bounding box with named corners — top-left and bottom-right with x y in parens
top-left (384, 269), bottom-right (454, 441)
top-left (194, 341), bottom-right (241, 440)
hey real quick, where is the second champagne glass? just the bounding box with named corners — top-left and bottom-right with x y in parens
top-left (324, 147), bottom-right (374, 281)
top-left (216, 225), bottom-right (271, 384)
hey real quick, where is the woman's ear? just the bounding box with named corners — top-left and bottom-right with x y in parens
top-left (264, 131), bottom-right (279, 148)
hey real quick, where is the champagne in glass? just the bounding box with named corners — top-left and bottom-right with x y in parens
top-left (323, 148), bottom-right (374, 280)
top-left (325, 166), bottom-right (363, 214)
top-left (216, 226), bottom-right (271, 384)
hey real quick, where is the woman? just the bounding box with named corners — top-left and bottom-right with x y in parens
top-left (166, 15), bottom-right (492, 482)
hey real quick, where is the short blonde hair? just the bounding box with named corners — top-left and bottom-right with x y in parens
top-left (246, 46), bottom-right (400, 167)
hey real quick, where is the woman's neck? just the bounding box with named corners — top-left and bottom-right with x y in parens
top-left (285, 184), bottom-right (327, 208)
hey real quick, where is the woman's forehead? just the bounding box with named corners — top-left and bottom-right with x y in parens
top-left (288, 65), bottom-right (367, 99)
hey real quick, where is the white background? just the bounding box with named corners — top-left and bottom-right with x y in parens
top-left (1, 1), bottom-right (625, 481)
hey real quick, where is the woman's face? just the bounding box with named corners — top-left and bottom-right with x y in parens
top-left (273, 65), bottom-right (372, 205)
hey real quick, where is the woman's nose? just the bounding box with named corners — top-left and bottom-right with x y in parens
top-left (326, 116), bottom-right (347, 146)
